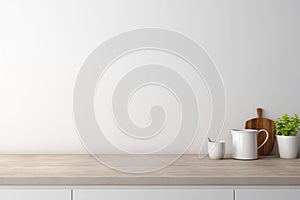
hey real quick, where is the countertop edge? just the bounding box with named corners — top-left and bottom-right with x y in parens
top-left (0, 177), bottom-right (299, 186)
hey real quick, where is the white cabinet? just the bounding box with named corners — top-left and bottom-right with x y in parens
top-left (73, 188), bottom-right (233, 200)
top-left (236, 189), bottom-right (300, 200)
top-left (2, 187), bottom-right (300, 200)
top-left (0, 189), bottom-right (70, 200)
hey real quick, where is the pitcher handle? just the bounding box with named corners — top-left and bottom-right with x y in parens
top-left (257, 129), bottom-right (269, 150)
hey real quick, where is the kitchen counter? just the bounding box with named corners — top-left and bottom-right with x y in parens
top-left (0, 154), bottom-right (299, 185)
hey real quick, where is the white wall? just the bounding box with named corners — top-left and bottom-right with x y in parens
top-left (0, 0), bottom-right (299, 154)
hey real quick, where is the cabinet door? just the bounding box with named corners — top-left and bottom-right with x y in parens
top-left (236, 189), bottom-right (300, 200)
top-left (74, 188), bottom-right (233, 200)
top-left (0, 189), bottom-right (70, 200)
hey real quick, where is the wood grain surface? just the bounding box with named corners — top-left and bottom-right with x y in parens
top-left (0, 154), bottom-right (298, 185)
top-left (245, 108), bottom-right (276, 156)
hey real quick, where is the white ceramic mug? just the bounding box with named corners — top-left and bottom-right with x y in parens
top-left (208, 141), bottom-right (225, 160)
top-left (231, 129), bottom-right (269, 160)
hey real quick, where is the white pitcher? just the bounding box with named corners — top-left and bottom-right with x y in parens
top-left (231, 129), bottom-right (269, 160)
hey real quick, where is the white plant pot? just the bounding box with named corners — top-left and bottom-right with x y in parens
top-left (277, 135), bottom-right (299, 159)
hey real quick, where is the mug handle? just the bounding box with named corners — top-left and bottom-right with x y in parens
top-left (257, 129), bottom-right (269, 150)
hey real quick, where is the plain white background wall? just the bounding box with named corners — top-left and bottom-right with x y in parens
top-left (0, 0), bottom-right (299, 154)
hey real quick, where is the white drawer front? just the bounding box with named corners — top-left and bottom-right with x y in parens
top-left (74, 189), bottom-right (233, 200)
top-left (236, 189), bottom-right (300, 200)
top-left (0, 189), bottom-right (70, 200)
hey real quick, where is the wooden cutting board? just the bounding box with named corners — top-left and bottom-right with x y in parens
top-left (245, 108), bottom-right (275, 156)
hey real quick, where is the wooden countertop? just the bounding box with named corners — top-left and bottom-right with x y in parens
top-left (0, 154), bottom-right (299, 185)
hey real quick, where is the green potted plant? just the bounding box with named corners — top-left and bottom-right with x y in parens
top-left (275, 113), bottom-right (300, 159)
